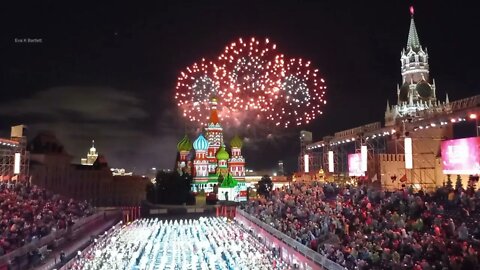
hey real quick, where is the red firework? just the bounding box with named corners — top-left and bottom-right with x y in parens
top-left (175, 58), bottom-right (226, 123)
top-left (217, 37), bottom-right (280, 112)
top-left (174, 37), bottom-right (327, 128)
top-left (268, 58), bottom-right (327, 127)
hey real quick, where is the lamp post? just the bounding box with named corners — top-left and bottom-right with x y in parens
top-left (470, 113), bottom-right (479, 137)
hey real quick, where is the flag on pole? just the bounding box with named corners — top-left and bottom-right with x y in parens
top-left (399, 174), bottom-right (407, 182)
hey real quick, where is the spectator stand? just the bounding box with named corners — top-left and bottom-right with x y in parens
top-left (240, 182), bottom-right (480, 270)
top-left (236, 208), bottom-right (345, 270)
top-left (0, 210), bottom-right (119, 270)
top-left (56, 221), bottom-right (122, 270)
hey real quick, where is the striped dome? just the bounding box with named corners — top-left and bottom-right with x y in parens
top-left (216, 145), bottom-right (230, 160)
top-left (193, 134), bottom-right (209, 151)
top-left (177, 135), bottom-right (192, 152)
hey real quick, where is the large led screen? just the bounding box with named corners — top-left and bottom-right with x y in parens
top-left (441, 137), bottom-right (480, 175)
top-left (328, 151), bottom-right (334, 173)
top-left (348, 153), bottom-right (365, 176)
top-left (404, 137), bottom-right (413, 169)
top-left (304, 154), bottom-right (309, 173)
top-left (14, 153), bottom-right (21, 174)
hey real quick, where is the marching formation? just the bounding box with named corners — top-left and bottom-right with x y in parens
top-left (67, 217), bottom-right (290, 270)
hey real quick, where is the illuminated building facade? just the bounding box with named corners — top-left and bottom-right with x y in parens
top-left (80, 140), bottom-right (98, 165)
top-left (385, 6), bottom-right (448, 126)
top-left (29, 133), bottom-right (148, 206)
top-left (298, 130), bottom-right (322, 179)
top-left (175, 98), bottom-right (246, 199)
top-left (301, 7), bottom-right (478, 191)
top-left (0, 125), bottom-right (30, 181)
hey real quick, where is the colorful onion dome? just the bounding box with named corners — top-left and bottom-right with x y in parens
top-left (176, 135), bottom-right (192, 152)
top-left (216, 145), bottom-right (229, 160)
top-left (230, 135), bottom-right (243, 148)
top-left (193, 134), bottom-right (209, 151)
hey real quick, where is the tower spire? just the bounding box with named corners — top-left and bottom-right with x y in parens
top-left (407, 6), bottom-right (421, 50)
top-left (390, 6), bottom-right (434, 126)
top-left (90, 140), bottom-right (96, 153)
top-left (209, 97), bottom-right (219, 124)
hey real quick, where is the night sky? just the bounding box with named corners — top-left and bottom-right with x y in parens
top-left (1, 1), bottom-right (479, 174)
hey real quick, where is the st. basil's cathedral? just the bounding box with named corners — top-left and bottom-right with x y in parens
top-left (175, 98), bottom-right (247, 201)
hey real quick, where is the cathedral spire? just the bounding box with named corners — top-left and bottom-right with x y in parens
top-left (209, 97), bottom-right (219, 125)
top-left (82, 139), bottom-right (98, 165)
top-left (407, 6), bottom-right (421, 50)
top-left (90, 140), bottom-right (96, 154)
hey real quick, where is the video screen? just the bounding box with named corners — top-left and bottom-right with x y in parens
top-left (348, 153), bottom-right (365, 176)
top-left (441, 137), bottom-right (480, 175)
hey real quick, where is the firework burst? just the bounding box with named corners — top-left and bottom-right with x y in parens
top-left (174, 37), bottom-right (327, 129)
top-left (218, 37), bottom-right (279, 112)
top-left (175, 59), bottom-right (226, 123)
top-left (268, 58), bottom-right (327, 127)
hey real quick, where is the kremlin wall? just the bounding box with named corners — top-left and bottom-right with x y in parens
top-left (0, 127), bottom-right (149, 207)
top-left (299, 9), bottom-right (480, 191)
top-left (28, 133), bottom-right (149, 206)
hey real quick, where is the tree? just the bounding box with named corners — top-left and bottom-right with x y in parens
top-left (468, 175), bottom-right (478, 195)
top-left (446, 175), bottom-right (453, 190)
top-left (257, 175), bottom-right (273, 197)
top-left (217, 174), bottom-right (224, 186)
top-left (146, 182), bottom-right (155, 203)
top-left (146, 171), bottom-right (193, 205)
top-left (455, 175), bottom-right (463, 191)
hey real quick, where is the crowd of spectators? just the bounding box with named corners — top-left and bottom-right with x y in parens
top-left (0, 181), bottom-right (93, 256)
top-left (242, 181), bottom-right (480, 270)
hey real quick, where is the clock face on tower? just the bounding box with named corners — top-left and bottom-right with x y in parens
top-left (416, 81), bottom-right (433, 100)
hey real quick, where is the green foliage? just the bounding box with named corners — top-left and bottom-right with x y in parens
top-left (446, 175), bottom-right (453, 190)
top-left (468, 175), bottom-right (477, 194)
top-left (220, 174), bottom-right (238, 188)
top-left (146, 171), bottom-right (193, 205)
top-left (455, 175), bottom-right (463, 190)
top-left (257, 175), bottom-right (273, 197)
top-left (146, 182), bottom-right (155, 202)
top-left (217, 174), bottom-right (224, 185)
